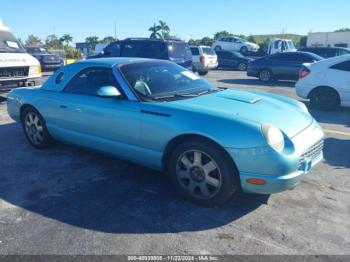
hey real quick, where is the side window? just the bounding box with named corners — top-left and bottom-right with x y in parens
top-left (55, 72), bottom-right (64, 84)
top-left (64, 68), bottom-right (121, 96)
top-left (190, 47), bottom-right (200, 56)
top-left (330, 61), bottom-right (350, 72)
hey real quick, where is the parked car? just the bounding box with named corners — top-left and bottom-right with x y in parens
top-left (298, 47), bottom-right (350, 58)
top-left (0, 19), bottom-right (41, 87)
top-left (296, 55), bottom-right (350, 110)
top-left (7, 58), bottom-right (324, 206)
top-left (26, 47), bottom-right (64, 72)
top-left (88, 38), bottom-right (193, 70)
top-left (190, 45), bottom-right (218, 75)
top-left (268, 39), bottom-right (297, 55)
top-left (212, 36), bottom-right (259, 55)
top-left (216, 50), bottom-right (253, 71)
top-left (247, 51), bottom-right (323, 82)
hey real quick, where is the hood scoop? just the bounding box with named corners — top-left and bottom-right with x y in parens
top-left (218, 92), bottom-right (262, 104)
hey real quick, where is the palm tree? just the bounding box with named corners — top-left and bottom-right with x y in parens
top-left (158, 20), bottom-right (170, 39)
top-left (149, 23), bottom-right (161, 39)
top-left (25, 35), bottom-right (42, 47)
top-left (85, 36), bottom-right (100, 52)
top-left (60, 34), bottom-right (73, 47)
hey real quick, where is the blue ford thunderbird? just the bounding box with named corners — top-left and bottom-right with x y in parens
top-left (7, 58), bottom-right (324, 206)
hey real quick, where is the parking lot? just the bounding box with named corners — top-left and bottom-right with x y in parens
top-left (0, 70), bottom-right (349, 255)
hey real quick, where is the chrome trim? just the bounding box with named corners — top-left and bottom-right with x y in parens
top-left (112, 66), bottom-right (138, 101)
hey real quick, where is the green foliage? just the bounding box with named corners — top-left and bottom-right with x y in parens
top-left (25, 35), bottom-right (42, 47)
top-left (60, 34), bottom-right (73, 47)
top-left (213, 31), bottom-right (233, 40)
top-left (247, 35), bottom-right (256, 43)
top-left (149, 21), bottom-right (170, 39)
top-left (44, 34), bottom-right (63, 50)
top-left (85, 36), bottom-right (100, 51)
top-left (335, 28), bottom-right (350, 32)
top-left (100, 36), bottom-right (117, 43)
top-left (149, 23), bottom-right (162, 39)
top-left (64, 47), bottom-right (83, 59)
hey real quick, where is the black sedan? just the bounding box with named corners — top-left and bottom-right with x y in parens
top-left (216, 51), bottom-right (253, 71)
top-left (26, 47), bottom-right (64, 72)
top-left (298, 47), bottom-right (350, 58)
top-left (247, 51), bottom-right (323, 82)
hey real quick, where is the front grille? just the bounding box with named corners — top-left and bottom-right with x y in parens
top-left (43, 55), bottom-right (60, 63)
top-left (297, 140), bottom-right (324, 169)
top-left (0, 67), bottom-right (29, 79)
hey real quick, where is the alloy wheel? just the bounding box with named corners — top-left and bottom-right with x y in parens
top-left (24, 112), bottom-right (44, 145)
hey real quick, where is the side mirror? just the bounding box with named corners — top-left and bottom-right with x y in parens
top-left (97, 86), bottom-right (122, 98)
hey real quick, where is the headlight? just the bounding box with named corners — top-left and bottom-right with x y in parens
top-left (261, 124), bottom-right (285, 152)
top-left (29, 65), bottom-right (41, 75)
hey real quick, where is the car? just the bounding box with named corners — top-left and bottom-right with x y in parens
top-left (26, 47), bottom-right (64, 72)
top-left (212, 36), bottom-right (260, 55)
top-left (247, 51), bottom-right (323, 82)
top-left (7, 58), bottom-right (324, 206)
top-left (298, 47), bottom-right (350, 58)
top-left (296, 55), bottom-right (350, 110)
top-left (268, 39), bottom-right (297, 55)
top-left (88, 38), bottom-right (193, 70)
top-left (216, 50), bottom-right (253, 71)
top-left (0, 19), bottom-right (41, 87)
top-left (190, 45), bottom-right (218, 75)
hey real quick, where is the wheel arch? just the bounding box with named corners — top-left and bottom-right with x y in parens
top-left (20, 104), bottom-right (39, 121)
top-left (162, 134), bottom-right (240, 179)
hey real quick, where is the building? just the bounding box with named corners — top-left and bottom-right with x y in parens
top-left (307, 31), bottom-right (350, 48)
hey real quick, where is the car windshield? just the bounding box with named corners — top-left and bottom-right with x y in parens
top-left (286, 40), bottom-right (296, 50)
top-left (202, 47), bottom-right (215, 56)
top-left (119, 61), bottom-right (218, 101)
top-left (0, 31), bottom-right (26, 53)
top-left (26, 47), bottom-right (47, 54)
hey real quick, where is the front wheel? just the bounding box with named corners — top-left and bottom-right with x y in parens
top-left (198, 71), bottom-right (208, 76)
top-left (169, 139), bottom-right (239, 206)
top-left (259, 69), bottom-right (273, 82)
top-left (21, 107), bottom-right (54, 149)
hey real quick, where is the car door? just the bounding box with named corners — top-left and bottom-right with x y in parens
top-left (329, 60), bottom-right (350, 104)
top-left (217, 51), bottom-right (231, 68)
top-left (51, 67), bottom-right (142, 160)
top-left (273, 53), bottom-right (307, 80)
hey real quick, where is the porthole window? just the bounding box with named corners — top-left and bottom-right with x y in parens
top-left (55, 72), bottom-right (64, 84)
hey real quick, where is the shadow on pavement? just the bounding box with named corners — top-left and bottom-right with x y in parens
top-left (323, 137), bottom-right (350, 169)
top-left (306, 103), bottom-right (350, 128)
top-left (0, 122), bottom-right (269, 234)
top-left (218, 78), bottom-right (296, 88)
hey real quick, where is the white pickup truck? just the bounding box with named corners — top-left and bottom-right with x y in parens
top-left (0, 19), bottom-right (41, 87)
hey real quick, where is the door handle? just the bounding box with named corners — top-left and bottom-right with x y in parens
top-left (60, 105), bottom-right (67, 109)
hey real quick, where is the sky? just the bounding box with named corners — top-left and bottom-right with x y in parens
top-left (1, 0), bottom-right (349, 43)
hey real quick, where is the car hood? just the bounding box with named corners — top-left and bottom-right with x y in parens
top-left (166, 89), bottom-right (312, 138)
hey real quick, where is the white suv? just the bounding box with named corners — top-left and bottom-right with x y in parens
top-left (190, 45), bottom-right (218, 75)
top-left (296, 55), bottom-right (350, 110)
top-left (212, 36), bottom-right (259, 55)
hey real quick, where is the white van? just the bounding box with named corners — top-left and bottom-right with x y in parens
top-left (0, 19), bottom-right (41, 87)
top-left (268, 39), bottom-right (296, 55)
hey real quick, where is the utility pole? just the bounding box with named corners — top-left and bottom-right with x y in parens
top-left (114, 20), bottom-right (117, 40)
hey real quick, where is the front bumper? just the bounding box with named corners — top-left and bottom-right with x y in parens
top-left (41, 63), bottom-right (64, 71)
top-left (226, 120), bottom-right (324, 194)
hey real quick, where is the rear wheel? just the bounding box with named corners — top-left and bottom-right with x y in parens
top-left (21, 107), bottom-right (54, 149)
top-left (259, 69), bottom-right (273, 82)
top-left (238, 62), bottom-right (247, 71)
top-left (169, 139), bottom-right (239, 206)
top-left (309, 87), bottom-right (340, 111)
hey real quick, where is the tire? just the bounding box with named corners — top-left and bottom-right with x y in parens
top-left (214, 45), bottom-right (222, 51)
top-left (169, 139), bottom-right (239, 206)
top-left (198, 71), bottom-right (208, 76)
top-left (237, 62), bottom-right (247, 71)
top-left (240, 46), bottom-right (248, 55)
top-left (309, 87), bottom-right (340, 111)
top-left (21, 106), bottom-right (54, 149)
top-left (259, 69), bottom-right (273, 82)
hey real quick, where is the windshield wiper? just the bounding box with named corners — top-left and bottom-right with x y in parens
top-left (196, 88), bottom-right (223, 96)
top-left (152, 93), bottom-right (199, 100)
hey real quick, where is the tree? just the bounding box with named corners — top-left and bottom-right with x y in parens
top-left (149, 23), bottom-right (161, 39)
top-left (25, 35), bottom-right (42, 47)
top-left (335, 28), bottom-right (350, 32)
top-left (247, 35), bottom-right (256, 43)
top-left (85, 36), bottom-right (100, 51)
top-left (60, 34), bottom-right (73, 47)
top-left (44, 34), bottom-right (63, 50)
top-left (158, 20), bottom-right (170, 39)
top-left (213, 31), bottom-right (233, 40)
top-left (201, 37), bottom-right (213, 46)
top-left (100, 36), bottom-right (117, 43)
